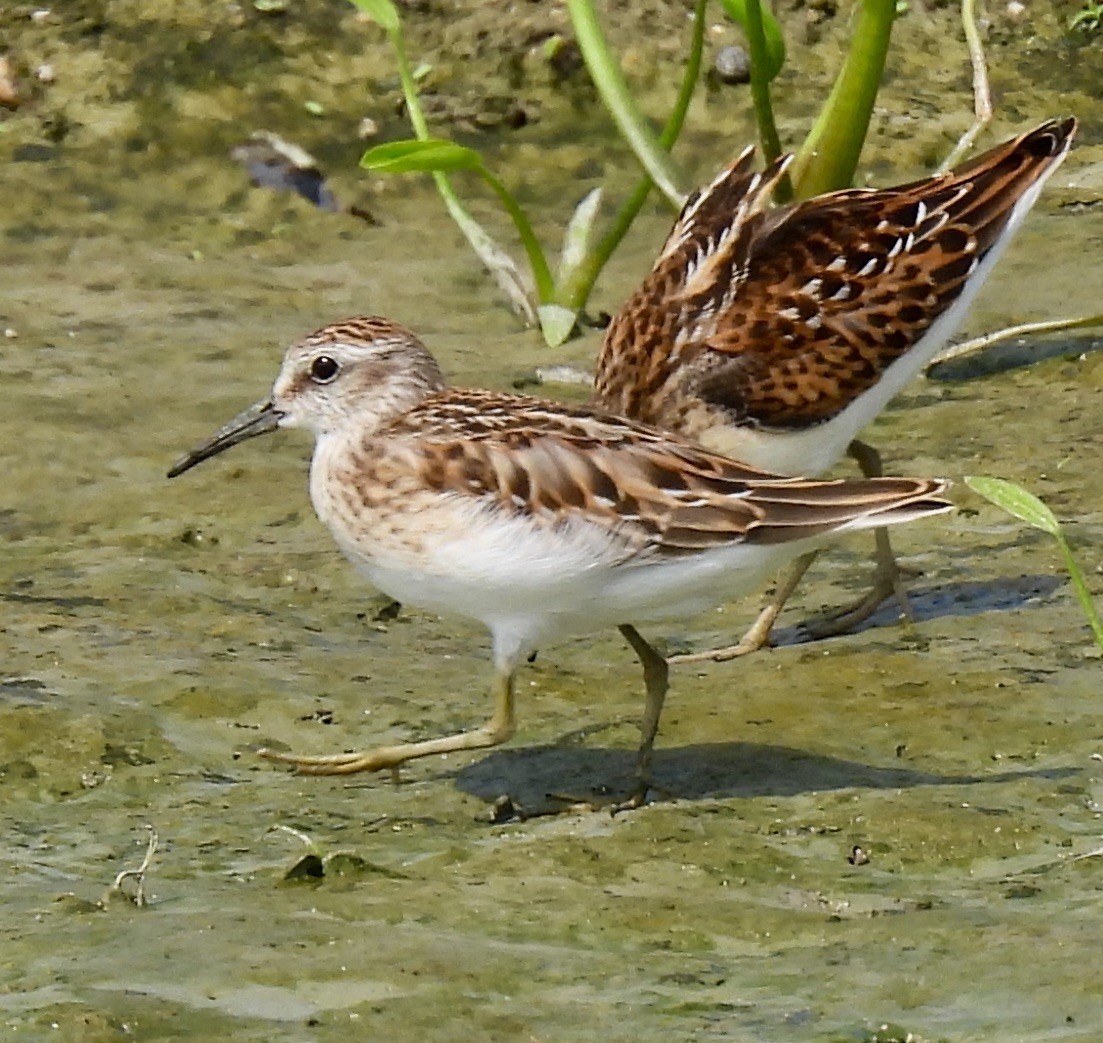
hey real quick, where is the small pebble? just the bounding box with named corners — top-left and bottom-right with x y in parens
top-left (713, 44), bottom-right (751, 85)
top-left (0, 55), bottom-right (20, 109)
top-left (848, 845), bottom-right (870, 866)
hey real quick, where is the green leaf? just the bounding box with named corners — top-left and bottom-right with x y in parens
top-left (968, 475), bottom-right (1103, 653)
top-left (716, 0), bottom-right (786, 80)
top-left (436, 191), bottom-right (538, 325)
top-left (556, 187), bottom-right (603, 287)
top-left (348, 0), bottom-right (400, 34)
top-left (965, 476), bottom-right (1061, 536)
top-left (360, 139), bottom-right (485, 175)
top-left (537, 304), bottom-right (578, 347)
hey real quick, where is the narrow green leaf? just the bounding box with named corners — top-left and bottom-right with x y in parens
top-left (566, 0), bottom-right (685, 208)
top-left (968, 476), bottom-right (1103, 652)
top-left (360, 139), bottom-right (484, 175)
top-left (348, 0), bottom-right (400, 34)
top-left (716, 0), bottom-right (786, 80)
top-left (556, 188), bottom-right (603, 287)
top-left (965, 476), bottom-right (1061, 536)
top-left (537, 304), bottom-right (578, 348)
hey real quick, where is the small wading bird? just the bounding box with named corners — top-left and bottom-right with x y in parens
top-left (169, 317), bottom-right (951, 808)
top-left (594, 118), bottom-right (1076, 661)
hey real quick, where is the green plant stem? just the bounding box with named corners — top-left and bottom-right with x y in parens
top-left (788, 0), bottom-right (896, 198)
top-left (555, 0), bottom-right (706, 311)
top-left (566, 0), bottom-right (684, 208)
top-left (390, 21), bottom-right (543, 318)
top-left (390, 27), bottom-right (428, 137)
top-left (657, 0), bottom-right (705, 154)
top-left (1056, 534), bottom-right (1103, 651)
top-left (744, 0), bottom-right (785, 176)
top-left (478, 167), bottom-right (555, 300)
top-left (391, 24), bottom-right (487, 236)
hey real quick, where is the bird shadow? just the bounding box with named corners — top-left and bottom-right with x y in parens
top-left (451, 737), bottom-right (1079, 815)
top-left (771, 572), bottom-right (1063, 648)
top-left (446, 573), bottom-right (1069, 815)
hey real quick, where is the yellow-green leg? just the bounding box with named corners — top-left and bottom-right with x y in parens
top-left (669, 550), bottom-right (818, 664)
top-left (613, 624), bottom-right (670, 812)
top-left (259, 669), bottom-right (516, 775)
top-left (803, 439), bottom-right (915, 638)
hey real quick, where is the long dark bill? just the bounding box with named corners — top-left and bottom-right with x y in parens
top-left (167, 398), bottom-right (283, 478)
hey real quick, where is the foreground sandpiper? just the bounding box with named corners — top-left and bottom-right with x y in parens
top-left (170, 316), bottom-right (952, 806)
top-left (594, 118), bottom-right (1076, 661)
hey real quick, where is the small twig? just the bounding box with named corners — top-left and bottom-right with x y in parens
top-left (107, 825), bottom-right (158, 908)
top-left (938, 0), bottom-right (993, 172)
top-left (272, 823), bottom-right (319, 850)
top-left (925, 313), bottom-right (1103, 373)
top-left (1001, 844), bottom-right (1103, 883)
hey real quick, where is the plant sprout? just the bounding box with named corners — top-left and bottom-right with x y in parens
top-left (348, 0), bottom-right (787, 343)
top-left (966, 477), bottom-right (1103, 653)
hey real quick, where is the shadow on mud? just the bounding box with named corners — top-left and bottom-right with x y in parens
top-left (452, 738), bottom-right (1078, 810)
top-left (777, 572), bottom-right (1064, 647)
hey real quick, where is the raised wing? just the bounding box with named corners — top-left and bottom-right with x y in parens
top-left (596, 119), bottom-right (1076, 430)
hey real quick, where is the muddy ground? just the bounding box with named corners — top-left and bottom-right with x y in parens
top-left (3, 2), bottom-right (1103, 1040)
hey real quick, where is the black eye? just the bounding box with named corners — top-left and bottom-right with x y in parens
top-left (309, 355), bottom-right (340, 383)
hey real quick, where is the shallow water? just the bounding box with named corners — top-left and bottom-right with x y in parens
top-left (4, 3), bottom-right (1103, 1041)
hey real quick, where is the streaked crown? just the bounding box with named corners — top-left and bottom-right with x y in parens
top-left (272, 316), bottom-right (446, 436)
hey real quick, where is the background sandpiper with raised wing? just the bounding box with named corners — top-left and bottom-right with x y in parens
top-left (594, 118), bottom-right (1076, 661)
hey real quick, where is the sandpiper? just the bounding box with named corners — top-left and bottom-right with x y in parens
top-left (594, 118), bottom-right (1076, 661)
top-left (169, 316), bottom-right (952, 806)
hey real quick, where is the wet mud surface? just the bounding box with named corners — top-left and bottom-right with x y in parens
top-left (3, 2), bottom-right (1103, 1040)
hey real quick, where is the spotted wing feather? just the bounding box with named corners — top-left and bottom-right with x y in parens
top-left (595, 118), bottom-right (1076, 430)
top-left (383, 390), bottom-right (950, 560)
top-left (595, 151), bottom-right (790, 421)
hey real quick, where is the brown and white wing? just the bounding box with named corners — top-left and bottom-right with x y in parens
top-left (594, 151), bottom-right (790, 419)
top-left (651, 147), bottom-right (790, 297)
top-left (400, 392), bottom-right (951, 560)
top-left (675, 119), bottom-right (1076, 428)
